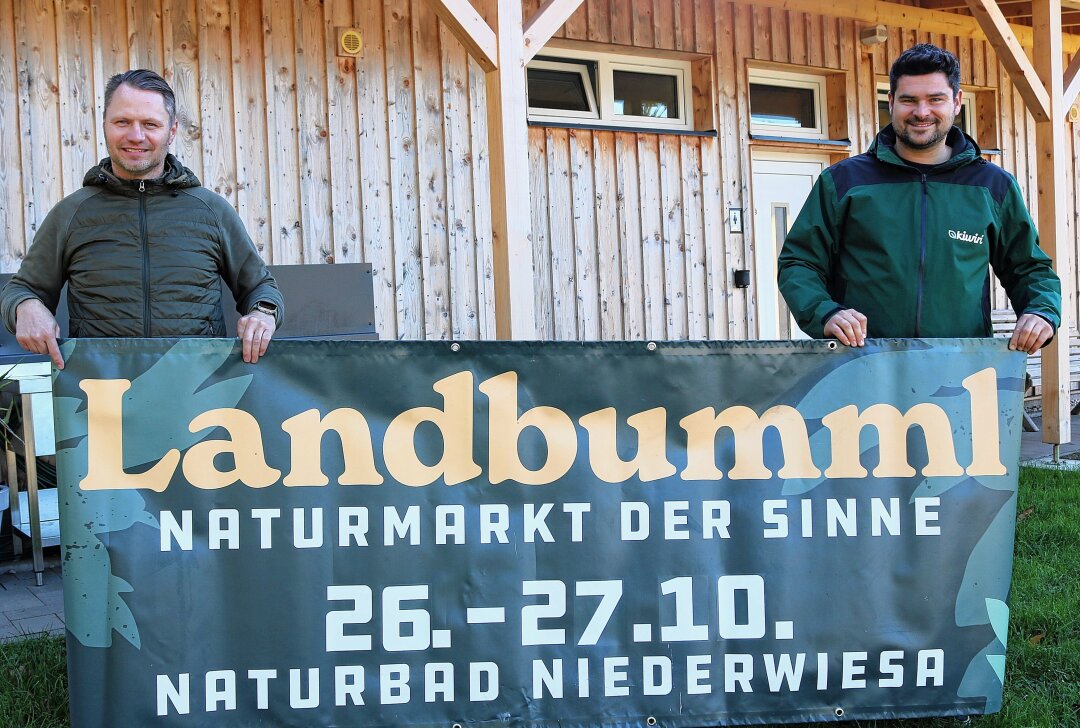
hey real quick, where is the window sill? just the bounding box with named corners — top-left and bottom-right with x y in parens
top-left (749, 134), bottom-right (851, 151)
top-left (527, 120), bottom-right (717, 137)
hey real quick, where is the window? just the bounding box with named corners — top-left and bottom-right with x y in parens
top-left (527, 60), bottom-right (598, 121)
top-left (527, 49), bottom-right (692, 130)
top-left (748, 70), bottom-right (828, 139)
top-left (877, 83), bottom-right (975, 136)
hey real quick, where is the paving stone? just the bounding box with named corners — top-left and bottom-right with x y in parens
top-left (0, 585), bottom-right (45, 612)
top-left (11, 613), bottom-right (65, 637)
top-left (33, 577), bottom-right (64, 596)
top-left (35, 588), bottom-right (65, 611)
top-left (4, 602), bottom-right (57, 622)
top-left (0, 622), bottom-right (23, 642)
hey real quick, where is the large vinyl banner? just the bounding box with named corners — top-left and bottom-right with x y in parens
top-left (53, 338), bottom-right (1023, 727)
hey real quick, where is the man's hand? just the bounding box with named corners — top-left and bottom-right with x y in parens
top-left (14, 299), bottom-right (64, 369)
top-left (1010, 313), bottom-right (1054, 354)
top-left (824, 308), bottom-right (868, 347)
top-left (236, 310), bottom-right (276, 364)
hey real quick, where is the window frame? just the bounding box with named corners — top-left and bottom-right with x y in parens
top-left (526, 59), bottom-right (600, 122)
top-left (527, 48), bottom-right (693, 131)
top-left (748, 69), bottom-right (829, 139)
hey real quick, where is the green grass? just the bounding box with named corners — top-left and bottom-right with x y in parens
top-left (1, 466), bottom-right (1078, 728)
top-left (0, 633), bottom-right (68, 728)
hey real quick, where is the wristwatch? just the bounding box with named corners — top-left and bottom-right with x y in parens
top-left (251, 301), bottom-right (277, 317)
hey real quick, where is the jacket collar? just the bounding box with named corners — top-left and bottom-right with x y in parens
top-left (869, 125), bottom-right (981, 172)
top-left (83, 153), bottom-right (201, 195)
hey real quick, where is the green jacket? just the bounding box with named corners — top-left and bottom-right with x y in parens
top-left (777, 127), bottom-right (1060, 339)
top-left (1, 155), bottom-right (283, 338)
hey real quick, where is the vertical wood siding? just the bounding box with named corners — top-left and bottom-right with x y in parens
top-left (0, 0), bottom-right (1076, 339)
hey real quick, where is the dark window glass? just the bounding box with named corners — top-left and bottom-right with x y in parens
top-left (612, 70), bottom-right (679, 119)
top-left (879, 98), bottom-right (891, 130)
top-left (527, 68), bottom-right (592, 112)
top-left (749, 83), bottom-right (816, 129)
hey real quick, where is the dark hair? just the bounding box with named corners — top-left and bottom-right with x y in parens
top-left (103, 69), bottom-right (176, 123)
top-left (889, 43), bottom-right (961, 97)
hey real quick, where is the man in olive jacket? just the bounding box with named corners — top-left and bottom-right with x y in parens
top-left (0, 69), bottom-right (283, 368)
top-left (777, 44), bottom-right (1060, 353)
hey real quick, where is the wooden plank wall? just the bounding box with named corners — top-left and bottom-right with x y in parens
top-left (0, 0), bottom-right (1077, 340)
top-left (0, 0), bottom-right (496, 341)
top-left (525, 0), bottom-right (1080, 339)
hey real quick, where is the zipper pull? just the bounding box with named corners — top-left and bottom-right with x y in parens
top-left (139, 180), bottom-right (145, 193)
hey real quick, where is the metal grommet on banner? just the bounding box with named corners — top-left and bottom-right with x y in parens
top-left (646, 717), bottom-right (657, 726)
top-left (452, 723), bottom-right (463, 728)
top-left (827, 341), bottom-right (838, 350)
top-left (646, 341), bottom-right (657, 351)
top-left (834, 707), bottom-right (845, 718)
top-left (451, 342), bottom-right (461, 352)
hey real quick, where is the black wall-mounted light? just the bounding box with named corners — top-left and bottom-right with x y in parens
top-left (733, 269), bottom-right (751, 289)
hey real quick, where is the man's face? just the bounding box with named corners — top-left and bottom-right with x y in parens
top-left (888, 71), bottom-right (961, 153)
top-left (103, 84), bottom-right (178, 180)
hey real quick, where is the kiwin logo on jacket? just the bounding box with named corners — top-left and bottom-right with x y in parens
top-left (948, 229), bottom-right (985, 245)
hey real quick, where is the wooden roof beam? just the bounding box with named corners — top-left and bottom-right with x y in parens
top-left (424, 0), bottom-right (499, 72)
top-left (1065, 48), bottom-right (1080, 105)
top-left (523, 0), bottom-right (587, 62)
top-left (735, 0), bottom-right (1080, 54)
top-left (964, 0), bottom-right (1051, 121)
top-left (919, 0), bottom-right (977, 8)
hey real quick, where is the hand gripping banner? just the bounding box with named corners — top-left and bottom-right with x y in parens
top-left (52, 338), bottom-right (1024, 727)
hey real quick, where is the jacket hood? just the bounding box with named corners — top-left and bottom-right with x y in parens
top-left (869, 125), bottom-right (981, 170)
top-left (83, 153), bottom-right (201, 192)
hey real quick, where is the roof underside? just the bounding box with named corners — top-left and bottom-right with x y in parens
top-left (913, 0), bottom-right (1080, 36)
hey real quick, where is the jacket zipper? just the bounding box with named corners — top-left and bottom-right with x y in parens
top-left (139, 179), bottom-right (150, 337)
top-left (915, 173), bottom-right (928, 337)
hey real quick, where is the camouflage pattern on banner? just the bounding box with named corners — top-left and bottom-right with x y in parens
top-left (52, 338), bottom-right (1024, 727)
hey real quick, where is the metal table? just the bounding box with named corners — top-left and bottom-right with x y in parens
top-left (1, 362), bottom-right (57, 586)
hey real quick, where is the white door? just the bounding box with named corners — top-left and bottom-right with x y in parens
top-left (751, 153), bottom-right (829, 340)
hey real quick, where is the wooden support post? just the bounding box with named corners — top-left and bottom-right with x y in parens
top-left (483, 0), bottom-right (538, 339)
top-left (1032, 0), bottom-right (1073, 443)
top-left (424, 0), bottom-right (537, 339)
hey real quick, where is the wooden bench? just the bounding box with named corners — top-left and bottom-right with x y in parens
top-left (991, 309), bottom-right (1080, 432)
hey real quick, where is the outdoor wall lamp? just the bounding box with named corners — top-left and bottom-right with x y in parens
top-left (859, 24), bottom-right (888, 45)
top-left (733, 269), bottom-right (751, 289)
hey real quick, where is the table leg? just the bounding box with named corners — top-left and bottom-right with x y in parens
top-left (21, 392), bottom-right (43, 587)
top-left (5, 443), bottom-right (21, 558)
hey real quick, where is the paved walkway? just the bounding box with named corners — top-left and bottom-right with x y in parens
top-left (1018, 412), bottom-right (1080, 462)
top-left (3, 414), bottom-right (1080, 641)
top-left (0, 552), bottom-right (64, 641)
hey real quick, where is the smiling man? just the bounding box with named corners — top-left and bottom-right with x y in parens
top-left (0, 69), bottom-right (283, 367)
top-left (777, 44), bottom-right (1059, 353)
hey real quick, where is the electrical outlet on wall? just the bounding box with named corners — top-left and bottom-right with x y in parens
top-left (729, 208), bottom-right (743, 233)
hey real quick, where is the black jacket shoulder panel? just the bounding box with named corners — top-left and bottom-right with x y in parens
top-left (828, 152), bottom-right (914, 201)
top-left (936, 158), bottom-right (1013, 205)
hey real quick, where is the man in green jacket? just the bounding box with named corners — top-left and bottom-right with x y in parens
top-left (0, 69), bottom-right (283, 368)
top-left (777, 44), bottom-right (1060, 353)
